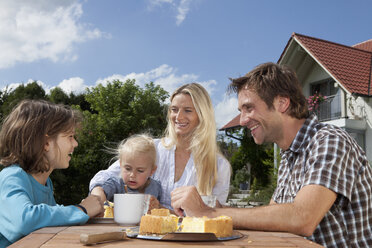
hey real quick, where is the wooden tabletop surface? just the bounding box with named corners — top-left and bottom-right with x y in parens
top-left (9, 223), bottom-right (324, 248)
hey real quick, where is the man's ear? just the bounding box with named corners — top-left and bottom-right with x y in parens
top-left (275, 96), bottom-right (290, 113)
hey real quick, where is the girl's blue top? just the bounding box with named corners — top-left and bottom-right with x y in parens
top-left (0, 165), bottom-right (89, 247)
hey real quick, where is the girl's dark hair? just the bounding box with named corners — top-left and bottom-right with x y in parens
top-left (229, 62), bottom-right (309, 119)
top-left (0, 99), bottom-right (82, 173)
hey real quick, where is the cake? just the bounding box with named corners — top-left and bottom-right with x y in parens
top-left (150, 208), bottom-right (171, 216)
top-left (103, 201), bottom-right (114, 218)
top-left (139, 208), bottom-right (233, 237)
top-left (181, 216), bottom-right (233, 237)
top-left (139, 208), bottom-right (179, 235)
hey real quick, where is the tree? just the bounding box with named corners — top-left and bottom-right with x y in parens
top-left (217, 133), bottom-right (239, 162)
top-left (51, 79), bottom-right (169, 204)
top-left (48, 87), bottom-right (70, 104)
top-left (0, 87), bottom-right (11, 120)
top-left (0, 82), bottom-right (47, 117)
top-left (48, 87), bottom-right (91, 112)
top-left (229, 128), bottom-right (273, 188)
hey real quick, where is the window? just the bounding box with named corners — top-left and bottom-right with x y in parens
top-left (310, 78), bottom-right (341, 121)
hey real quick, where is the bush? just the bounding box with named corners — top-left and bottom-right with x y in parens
top-left (233, 166), bottom-right (250, 187)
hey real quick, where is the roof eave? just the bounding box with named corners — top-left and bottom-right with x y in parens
top-left (292, 35), bottom-right (353, 96)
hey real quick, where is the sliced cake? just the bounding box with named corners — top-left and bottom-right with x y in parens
top-left (181, 216), bottom-right (233, 237)
top-left (139, 208), bottom-right (179, 235)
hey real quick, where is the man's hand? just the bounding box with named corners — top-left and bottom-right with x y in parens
top-left (171, 186), bottom-right (212, 217)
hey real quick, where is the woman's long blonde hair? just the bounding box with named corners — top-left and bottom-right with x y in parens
top-left (163, 83), bottom-right (219, 195)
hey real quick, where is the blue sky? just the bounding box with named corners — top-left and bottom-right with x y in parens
top-left (1, 0), bottom-right (372, 128)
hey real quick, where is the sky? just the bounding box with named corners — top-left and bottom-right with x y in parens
top-left (1, 0), bottom-right (372, 129)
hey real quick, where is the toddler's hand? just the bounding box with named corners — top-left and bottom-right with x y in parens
top-left (148, 196), bottom-right (160, 213)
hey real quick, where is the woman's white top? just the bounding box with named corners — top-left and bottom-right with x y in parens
top-left (89, 139), bottom-right (231, 209)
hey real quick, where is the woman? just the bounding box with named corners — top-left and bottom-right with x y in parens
top-left (90, 83), bottom-right (231, 209)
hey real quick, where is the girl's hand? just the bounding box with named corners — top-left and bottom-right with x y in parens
top-left (79, 194), bottom-right (104, 217)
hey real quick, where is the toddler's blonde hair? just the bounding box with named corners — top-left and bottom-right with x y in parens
top-left (117, 134), bottom-right (156, 168)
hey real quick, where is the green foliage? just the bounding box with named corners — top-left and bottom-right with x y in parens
top-left (48, 87), bottom-right (70, 104)
top-left (0, 82), bottom-right (47, 117)
top-left (233, 166), bottom-right (250, 185)
top-left (51, 79), bottom-right (169, 204)
top-left (247, 170), bottom-right (277, 205)
top-left (48, 87), bottom-right (91, 111)
top-left (230, 128), bottom-right (273, 188)
top-left (217, 133), bottom-right (239, 161)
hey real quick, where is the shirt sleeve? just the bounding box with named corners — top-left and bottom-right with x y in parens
top-left (101, 176), bottom-right (125, 202)
top-left (89, 160), bottom-right (121, 192)
top-left (144, 179), bottom-right (162, 202)
top-left (212, 155), bottom-right (231, 205)
top-left (0, 172), bottom-right (88, 244)
top-left (303, 128), bottom-right (360, 201)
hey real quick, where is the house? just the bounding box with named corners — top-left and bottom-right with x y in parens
top-left (220, 33), bottom-right (372, 163)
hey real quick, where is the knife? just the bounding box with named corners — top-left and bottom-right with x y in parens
top-left (80, 231), bottom-right (126, 245)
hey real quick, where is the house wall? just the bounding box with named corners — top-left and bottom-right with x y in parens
top-left (355, 96), bottom-right (372, 162)
top-left (301, 63), bottom-right (329, 96)
top-left (300, 62), bottom-right (372, 162)
top-left (304, 64), bottom-right (329, 84)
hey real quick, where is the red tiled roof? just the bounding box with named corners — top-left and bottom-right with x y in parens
top-left (219, 114), bottom-right (240, 130)
top-left (222, 33), bottom-right (372, 131)
top-left (353, 39), bottom-right (372, 52)
top-left (290, 33), bottom-right (372, 96)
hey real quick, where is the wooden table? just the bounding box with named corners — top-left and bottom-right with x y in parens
top-left (9, 223), bottom-right (323, 248)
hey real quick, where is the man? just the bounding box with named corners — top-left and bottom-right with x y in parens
top-left (171, 62), bottom-right (372, 248)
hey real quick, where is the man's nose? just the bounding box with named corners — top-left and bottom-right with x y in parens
top-left (240, 112), bottom-right (249, 126)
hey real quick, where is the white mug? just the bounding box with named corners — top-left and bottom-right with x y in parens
top-left (114, 193), bottom-right (150, 226)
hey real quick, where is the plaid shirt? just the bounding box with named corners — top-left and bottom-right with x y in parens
top-left (272, 114), bottom-right (372, 248)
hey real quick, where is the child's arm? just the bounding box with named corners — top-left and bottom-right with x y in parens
top-left (90, 186), bottom-right (107, 202)
top-left (89, 160), bottom-right (121, 192)
top-left (0, 170), bottom-right (93, 244)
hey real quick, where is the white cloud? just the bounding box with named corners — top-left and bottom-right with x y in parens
top-left (176, 0), bottom-right (192, 25)
top-left (57, 77), bottom-right (88, 94)
top-left (148, 0), bottom-right (193, 25)
top-left (0, 0), bottom-right (103, 69)
top-left (96, 64), bottom-right (207, 97)
top-left (214, 95), bottom-right (239, 129)
top-left (149, 0), bottom-right (174, 5)
top-left (3, 77), bottom-right (87, 95)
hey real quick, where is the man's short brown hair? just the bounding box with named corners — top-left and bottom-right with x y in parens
top-left (229, 62), bottom-right (309, 119)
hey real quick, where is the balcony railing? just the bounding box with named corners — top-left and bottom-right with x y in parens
top-left (312, 94), bottom-right (342, 121)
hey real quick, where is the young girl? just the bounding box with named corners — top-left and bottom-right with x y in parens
top-left (90, 134), bottom-right (162, 210)
top-left (0, 100), bottom-right (103, 247)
